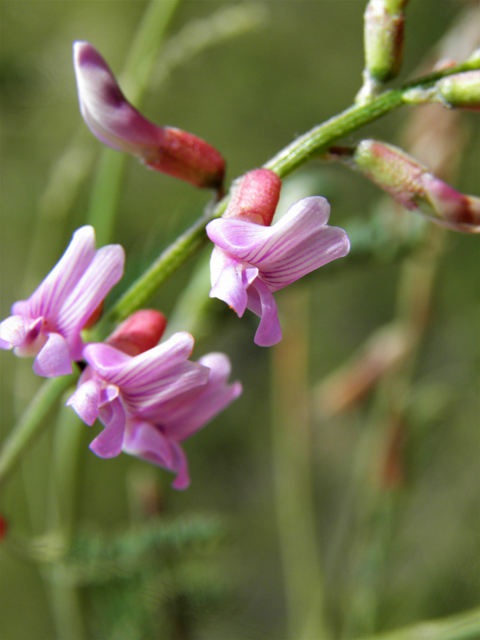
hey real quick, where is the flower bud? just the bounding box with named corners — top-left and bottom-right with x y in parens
top-left (73, 41), bottom-right (225, 191)
top-left (363, 0), bottom-right (409, 85)
top-left (435, 71), bottom-right (480, 111)
top-left (106, 310), bottom-right (167, 356)
top-left (223, 169), bottom-right (282, 226)
top-left (330, 140), bottom-right (480, 232)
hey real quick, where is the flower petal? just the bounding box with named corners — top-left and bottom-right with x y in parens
top-left (0, 315), bottom-right (29, 348)
top-left (123, 420), bottom-right (191, 489)
top-left (260, 225), bottom-right (350, 292)
top-left (89, 396), bottom-right (126, 458)
top-left (246, 279), bottom-right (282, 347)
top-left (12, 226), bottom-right (96, 323)
top-left (73, 41), bottom-right (164, 156)
top-left (67, 379), bottom-right (101, 426)
top-left (158, 352), bottom-right (243, 442)
top-left (56, 244), bottom-right (125, 359)
top-left (209, 247), bottom-right (253, 317)
top-left (33, 332), bottom-right (72, 377)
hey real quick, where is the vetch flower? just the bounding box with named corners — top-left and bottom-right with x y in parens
top-left (73, 41), bottom-right (225, 191)
top-left (67, 331), bottom-right (241, 489)
top-left (0, 226), bottom-right (124, 377)
top-left (206, 172), bottom-right (350, 346)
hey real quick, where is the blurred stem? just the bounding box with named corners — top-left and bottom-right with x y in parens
top-left (359, 606), bottom-right (480, 640)
top-left (86, 0), bottom-right (182, 246)
top-left (44, 404), bottom-right (88, 640)
top-left (0, 373), bottom-right (78, 488)
top-left (95, 57), bottom-right (480, 333)
top-left (271, 286), bottom-right (328, 640)
top-left (341, 226), bottom-right (445, 638)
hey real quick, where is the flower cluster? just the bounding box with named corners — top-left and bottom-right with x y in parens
top-left (0, 227), bottom-right (241, 489)
top-left (1, 42), bottom-right (353, 489)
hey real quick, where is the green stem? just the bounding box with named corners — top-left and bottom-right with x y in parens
top-left (0, 373), bottom-right (78, 488)
top-left (95, 57), bottom-right (480, 333)
top-left (359, 606), bottom-right (480, 640)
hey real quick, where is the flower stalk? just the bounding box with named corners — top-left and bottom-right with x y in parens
top-left (92, 56), bottom-right (480, 337)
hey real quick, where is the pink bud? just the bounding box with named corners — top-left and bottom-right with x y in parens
top-left (223, 169), bottom-right (282, 226)
top-left (421, 174), bottom-right (480, 232)
top-left (73, 42), bottom-right (225, 191)
top-left (106, 310), bottom-right (167, 356)
top-left (330, 140), bottom-right (480, 232)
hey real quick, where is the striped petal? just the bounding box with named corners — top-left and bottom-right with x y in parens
top-left (123, 420), bottom-right (191, 490)
top-left (56, 244), bottom-right (125, 359)
top-left (12, 226), bottom-right (96, 323)
top-left (146, 352), bottom-right (242, 442)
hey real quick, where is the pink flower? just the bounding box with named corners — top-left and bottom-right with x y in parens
top-left (0, 226), bottom-right (124, 377)
top-left (73, 41), bottom-right (225, 191)
top-left (206, 196), bottom-right (350, 347)
top-left (67, 332), bottom-right (241, 489)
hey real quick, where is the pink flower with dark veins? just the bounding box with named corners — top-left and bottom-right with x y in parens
top-left (67, 332), bottom-right (241, 489)
top-left (206, 170), bottom-right (350, 346)
top-left (0, 226), bottom-right (124, 377)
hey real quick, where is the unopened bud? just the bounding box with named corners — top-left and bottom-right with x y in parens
top-left (73, 42), bottom-right (225, 191)
top-left (363, 0), bottom-right (409, 85)
top-left (223, 168), bottom-right (282, 226)
top-left (435, 71), bottom-right (480, 111)
top-left (330, 140), bottom-right (480, 232)
top-left (107, 310), bottom-right (167, 356)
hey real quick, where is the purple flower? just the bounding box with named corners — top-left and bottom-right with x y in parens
top-left (0, 226), bottom-right (124, 377)
top-left (67, 332), bottom-right (241, 489)
top-left (73, 41), bottom-right (225, 191)
top-left (206, 196), bottom-right (350, 346)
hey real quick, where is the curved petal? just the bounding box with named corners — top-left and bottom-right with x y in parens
top-left (123, 420), bottom-right (191, 490)
top-left (84, 334), bottom-right (210, 414)
top-left (206, 197), bottom-right (332, 270)
top-left (246, 280), bottom-right (282, 347)
top-left (73, 42), bottom-right (165, 155)
top-left (260, 225), bottom-right (350, 292)
top-left (209, 247), bottom-right (251, 317)
top-left (89, 396), bottom-right (126, 458)
top-left (66, 379), bottom-right (101, 426)
top-left (84, 332), bottom-right (194, 386)
top-left (57, 244), bottom-right (125, 357)
top-left (0, 315), bottom-right (30, 348)
top-left (159, 353), bottom-right (243, 442)
top-left (33, 332), bottom-right (72, 377)
top-left (13, 226), bottom-right (96, 322)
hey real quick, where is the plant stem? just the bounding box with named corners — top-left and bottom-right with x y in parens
top-left (96, 57), bottom-right (480, 333)
top-left (0, 373), bottom-right (78, 487)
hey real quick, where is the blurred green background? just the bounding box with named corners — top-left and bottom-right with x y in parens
top-left (0, 1), bottom-right (479, 639)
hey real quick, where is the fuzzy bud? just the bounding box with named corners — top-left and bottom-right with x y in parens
top-left (435, 71), bottom-right (480, 111)
top-left (330, 140), bottom-right (480, 233)
top-left (106, 310), bottom-right (167, 356)
top-left (363, 0), bottom-right (409, 86)
top-left (73, 41), bottom-right (225, 191)
top-left (223, 169), bottom-right (282, 226)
